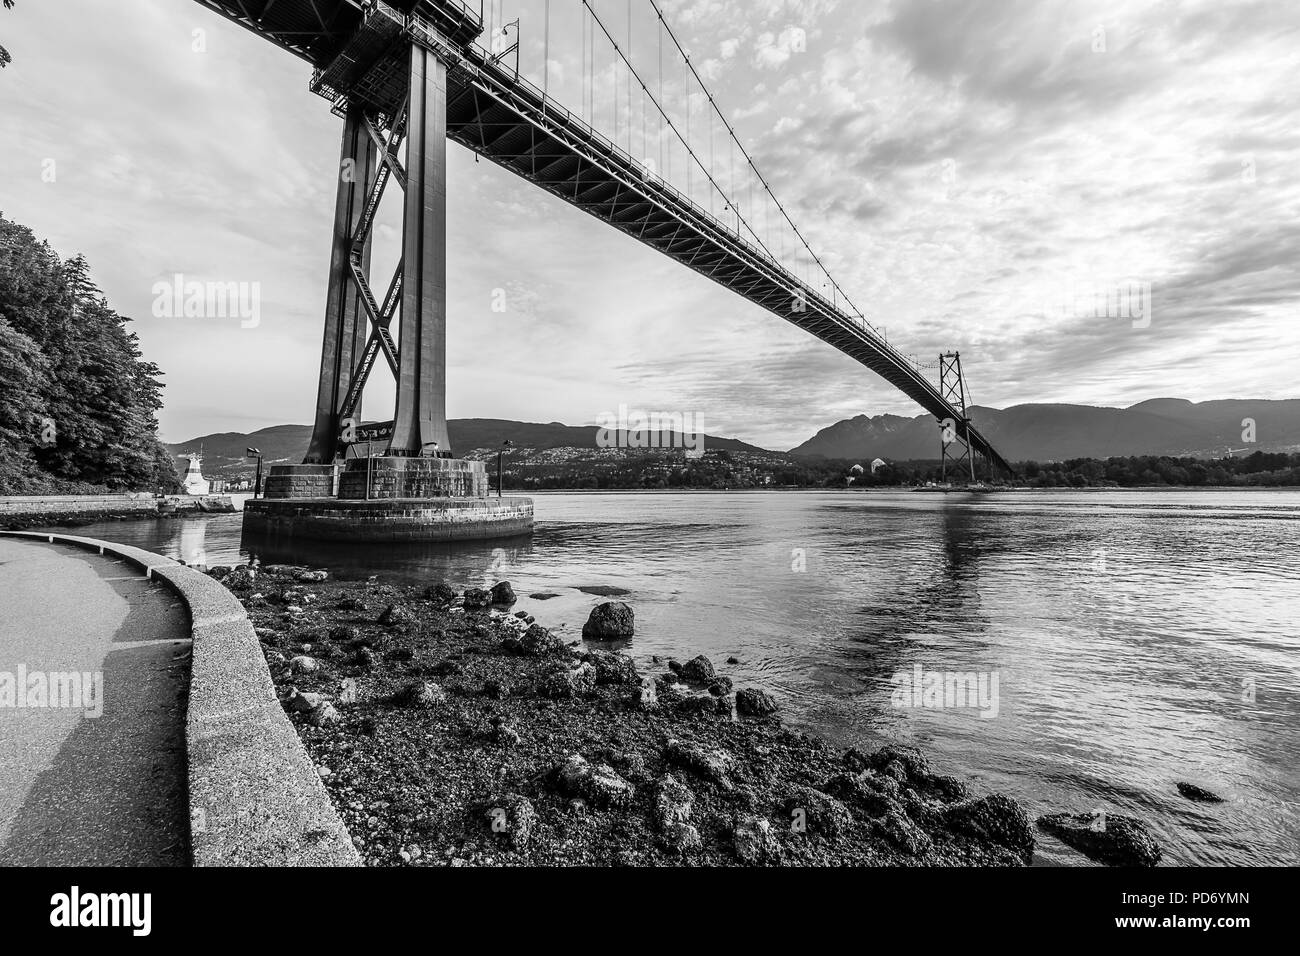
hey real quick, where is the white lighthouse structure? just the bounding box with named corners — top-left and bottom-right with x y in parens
top-left (181, 452), bottom-right (211, 496)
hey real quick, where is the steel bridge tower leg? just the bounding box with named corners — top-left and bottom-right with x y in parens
top-left (305, 105), bottom-right (378, 464)
top-left (391, 43), bottom-right (452, 458)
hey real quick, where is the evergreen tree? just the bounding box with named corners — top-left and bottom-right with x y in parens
top-left (1, 1), bottom-right (15, 70)
top-left (0, 214), bottom-right (181, 494)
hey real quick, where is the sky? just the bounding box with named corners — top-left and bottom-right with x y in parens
top-left (1, 0), bottom-right (1297, 450)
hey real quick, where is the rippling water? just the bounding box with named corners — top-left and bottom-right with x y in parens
top-left (67, 489), bottom-right (1300, 865)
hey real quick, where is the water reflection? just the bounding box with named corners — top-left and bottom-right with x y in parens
top-left (240, 528), bottom-right (537, 585)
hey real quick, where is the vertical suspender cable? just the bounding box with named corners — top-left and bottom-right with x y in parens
top-left (658, 14), bottom-right (664, 178)
top-left (543, 0), bottom-right (550, 104)
top-left (627, 0), bottom-right (633, 155)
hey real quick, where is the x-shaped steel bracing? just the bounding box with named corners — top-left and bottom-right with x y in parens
top-left (338, 98), bottom-right (410, 423)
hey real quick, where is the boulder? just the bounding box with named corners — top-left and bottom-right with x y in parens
top-left (1036, 811), bottom-right (1161, 867)
top-left (1176, 782), bottom-right (1225, 804)
top-left (582, 602), bottom-right (635, 639)
top-left (585, 649), bottom-right (641, 686)
top-left (282, 689), bottom-right (340, 727)
top-left (733, 815), bottom-right (779, 865)
top-left (294, 569), bottom-right (328, 583)
top-left (502, 623), bottom-right (566, 657)
top-left (603, 750), bottom-right (649, 783)
top-left (378, 604), bottom-right (415, 629)
top-left (659, 820), bottom-right (702, 855)
top-left (943, 795), bottom-right (1036, 863)
top-left (736, 688), bottom-right (779, 717)
top-left (820, 771), bottom-right (902, 819)
top-left (550, 754), bottom-right (635, 810)
top-left (653, 774), bottom-right (694, 828)
top-left (706, 676), bottom-right (733, 697)
top-left (664, 738), bottom-right (735, 789)
top-left (423, 582), bottom-right (458, 604)
top-left (677, 693), bottom-right (728, 718)
top-left (289, 655), bottom-right (319, 675)
top-left (462, 588), bottom-right (493, 610)
top-left (490, 581), bottom-right (517, 605)
top-left (393, 680), bottom-right (447, 710)
top-left (653, 776), bottom-right (700, 855)
top-left (867, 745), bottom-right (932, 781)
top-left (540, 662), bottom-right (597, 699)
top-left (283, 688), bottom-right (323, 713)
top-left (680, 655), bottom-right (716, 684)
top-left (483, 793), bottom-right (538, 851)
top-left (874, 809), bottom-right (932, 856)
top-left (781, 785), bottom-right (854, 840)
top-left (306, 700), bottom-right (341, 727)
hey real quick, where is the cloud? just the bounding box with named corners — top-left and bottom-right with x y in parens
top-left (1, 0), bottom-right (1296, 451)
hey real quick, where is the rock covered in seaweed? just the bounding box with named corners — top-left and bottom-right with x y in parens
top-left (1036, 811), bottom-right (1161, 867)
top-left (736, 687), bottom-right (779, 717)
top-left (582, 601), bottom-right (635, 639)
top-left (550, 754), bottom-right (636, 811)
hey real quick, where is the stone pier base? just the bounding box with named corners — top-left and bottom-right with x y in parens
top-left (263, 464), bottom-right (340, 499)
top-left (338, 456), bottom-right (487, 499)
top-left (242, 496), bottom-right (533, 542)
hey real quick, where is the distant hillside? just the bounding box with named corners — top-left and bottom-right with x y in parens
top-left (790, 399), bottom-right (1300, 462)
top-left (167, 419), bottom-right (774, 479)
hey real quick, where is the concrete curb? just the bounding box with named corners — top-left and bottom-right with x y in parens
top-left (0, 531), bottom-right (361, 867)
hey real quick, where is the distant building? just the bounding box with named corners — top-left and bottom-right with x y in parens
top-left (871, 458), bottom-right (888, 474)
top-left (850, 463), bottom-right (865, 475)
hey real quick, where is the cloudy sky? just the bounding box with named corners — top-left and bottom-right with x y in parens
top-left (1, 0), bottom-right (1297, 449)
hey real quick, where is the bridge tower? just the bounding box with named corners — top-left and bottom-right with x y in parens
top-left (247, 0), bottom-right (533, 541)
top-left (938, 352), bottom-right (978, 484)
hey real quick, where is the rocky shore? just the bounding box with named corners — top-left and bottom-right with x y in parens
top-left (204, 563), bottom-right (1063, 867)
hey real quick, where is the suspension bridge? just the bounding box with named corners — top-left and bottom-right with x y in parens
top-left (194, 0), bottom-right (1012, 496)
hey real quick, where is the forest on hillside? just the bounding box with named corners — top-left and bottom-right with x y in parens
top-left (0, 214), bottom-right (180, 495)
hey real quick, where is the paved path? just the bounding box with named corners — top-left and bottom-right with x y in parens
top-left (0, 538), bottom-right (191, 865)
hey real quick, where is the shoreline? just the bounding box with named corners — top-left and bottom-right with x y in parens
top-left (214, 565), bottom-right (1042, 866)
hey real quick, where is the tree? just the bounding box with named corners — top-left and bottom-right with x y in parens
top-left (1, 1), bottom-right (15, 70)
top-left (0, 213), bottom-right (180, 493)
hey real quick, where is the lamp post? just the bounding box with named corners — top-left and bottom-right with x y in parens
top-left (498, 439), bottom-right (513, 498)
top-left (245, 447), bottom-right (263, 499)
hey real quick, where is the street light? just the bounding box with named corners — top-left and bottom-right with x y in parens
top-left (245, 447), bottom-right (263, 499)
top-left (497, 439), bottom-right (513, 498)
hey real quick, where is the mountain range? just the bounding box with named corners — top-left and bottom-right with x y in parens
top-left (167, 419), bottom-right (770, 479)
top-left (167, 399), bottom-right (1300, 476)
top-left (790, 399), bottom-right (1300, 461)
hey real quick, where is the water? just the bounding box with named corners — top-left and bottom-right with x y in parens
top-left (65, 489), bottom-right (1300, 865)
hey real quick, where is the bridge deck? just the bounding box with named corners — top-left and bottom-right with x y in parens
top-left (191, 0), bottom-right (1011, 473)
top-left (438, 45), bottom-right (1011, 472)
